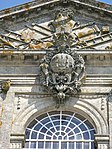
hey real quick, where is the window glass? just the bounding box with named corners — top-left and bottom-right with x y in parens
top-left (38, 133), bottom-right (44, 139)
top-left (41, 127), bottom-right (47, 133)
top-left (90, 130), bottom-right (95, 140)
top-left (31, 131), bottom-right (37, 139)
top-left (46, 122), bottom-right (52, 129)
top-left (38, 141), bottom-right (44, 149)
top-left (69, 142), bottom-right (74, 148)
top-left (45, 142), bottom-right (51, 149)
top-left (61, 142), bottom-right (67, 149)
top-left (25, 111), bottom-right (95, 149)
top-left (71, 117), bottom-right (80, 125)
top-left (74, 127), bottom-right (80, 133)
top-left (34, 123), bottom-right (42, 130)
top-left (53, 142), bottom-right (59, 149)
top-left (76, 142), bottom-right (82, 149)
top-left (84, 142), bottom-right (89, 149)
top-left (41, 117), bottom-right (49, 124)
top-left (28, 120), bottom-right (37, 128)
top-left (25, 142), bottom-right (29, 148)
top-left (69, 136), bottom-right (75, 140)
top-left (25, 129), bottom-right (30, 139)
top-left (80, 124), bottom-right (87, 131)
top-left (83, 132), bottom-right (89, 140)
top-left (30, 142), bottom-right (36, 148)
top-left (76, 134), bottom-right (82, 140)
top-left (54, 120), bottom-right (60, 125)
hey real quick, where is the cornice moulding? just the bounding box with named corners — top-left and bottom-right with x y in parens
top-left (0, 49), bottom-right (112, 55)
top-left (0, 0), bottom-right (111, 20)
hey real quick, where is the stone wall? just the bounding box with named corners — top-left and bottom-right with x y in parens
top-left (0, 51), bottom-right (111, 149)
top-left (0, 0), bottom-right (112, 149)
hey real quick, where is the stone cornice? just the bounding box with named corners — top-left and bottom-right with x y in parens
top-left (0, 49), bottom-right (112, 55)
top-left (0, 0), bottom-right (60, 19)
top-left (15, 93), bottom-right (105, 100)
top-left (0, 49), bottom-right (112, 66)
top-left (0, 75), bottom-right (112, 87)
top-left (0, 0), bottom-right (111, 20)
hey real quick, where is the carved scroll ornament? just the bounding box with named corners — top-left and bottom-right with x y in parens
top-left (40, 49), bottom-right (85, 104)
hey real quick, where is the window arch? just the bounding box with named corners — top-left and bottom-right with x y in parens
top-left (25, 111), bottom-right (95, 149)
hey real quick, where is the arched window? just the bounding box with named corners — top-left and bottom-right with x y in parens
top-left (25, 111), bottom-right (95, 149)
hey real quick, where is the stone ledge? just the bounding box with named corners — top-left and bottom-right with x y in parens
top-left (0, 49), bottom-right (112, 54)
top-left (10, 134), bottom-right (25, 141)
top-left (95, 134), bottom-right (109, 143)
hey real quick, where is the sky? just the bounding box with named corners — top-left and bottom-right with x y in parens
top-left (98, 0), bottom-right (112, 4)
top-left (0, 0), bottom-right (111, 11)
top-left (0, 0), bottom-right (32, 10)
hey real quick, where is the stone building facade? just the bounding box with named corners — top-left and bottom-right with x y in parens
top-left (0, 0), bottom-right (112, 149)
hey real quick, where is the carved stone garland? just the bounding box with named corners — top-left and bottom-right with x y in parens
top-left (40, 9), bottom-right (86, 108)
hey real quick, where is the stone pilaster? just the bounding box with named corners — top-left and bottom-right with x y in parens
top-left (109, 117), bottom-right (112, 149)
top-left (108, 94), bottom-right (112, 149)
top-left (0, 91), bottom-right (14, 149)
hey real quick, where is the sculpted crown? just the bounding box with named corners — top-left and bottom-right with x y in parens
top-left (48, 8), bottom-right (76, 49)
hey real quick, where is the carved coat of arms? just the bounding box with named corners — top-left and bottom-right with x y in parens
top-left (40, 9), bottom-right (86, 107)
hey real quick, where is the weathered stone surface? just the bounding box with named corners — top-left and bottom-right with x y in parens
top-left (0, 92), bottom-right (14, 149)
top-left (0, 0), bottom-right (112, 149)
